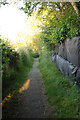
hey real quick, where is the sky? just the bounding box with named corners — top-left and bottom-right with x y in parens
top-left (0, 2), bottom-right (37, 44)
top-left (0, 4), bottom-right (27, 42)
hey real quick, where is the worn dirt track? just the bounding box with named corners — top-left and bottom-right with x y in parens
top-left (11, 58), bottom-right (49, 118)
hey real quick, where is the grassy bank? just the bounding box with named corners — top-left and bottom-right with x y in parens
top-left (2, 48), bottom-right (33, 118)
top-left (2, 48), bottom-right (33, 98)
top-left (38, 49), bottom-right (79, 118)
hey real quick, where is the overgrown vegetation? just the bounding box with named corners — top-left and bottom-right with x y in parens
top-left (1, 38), bottom-right (33, 100)
top-left (39, 5), bottom-right (80, 47)
top-left (1, 1), bottom-right (80, 118)
top-left (38, 47), bottom-right (79, 118)
top-left (37, 3), bottom-right (80, 118)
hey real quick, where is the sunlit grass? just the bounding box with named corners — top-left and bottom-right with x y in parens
top-left (1, 79), bottom-right (31, 107)
top-left (19, 79), bottom-right (30, 93)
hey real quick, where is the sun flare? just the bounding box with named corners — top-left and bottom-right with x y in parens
top-left (0, 5), bottom-right (39, 49)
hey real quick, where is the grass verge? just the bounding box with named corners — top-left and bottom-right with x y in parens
top-left (2, 50), bottom-right (33, 118)
top-left (38, 50), bottom-right (79, 118)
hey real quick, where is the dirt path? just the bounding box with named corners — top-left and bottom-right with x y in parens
top-left (12, 58), bottom-right (49, 118)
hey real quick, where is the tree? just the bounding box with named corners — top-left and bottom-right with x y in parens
top-left (70, 2), bottom-right (80, 14)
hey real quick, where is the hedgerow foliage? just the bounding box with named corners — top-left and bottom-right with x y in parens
top-left (1, 38), bottom-right (33, 99)
top-left (40, 6), bottom-right (80, 47)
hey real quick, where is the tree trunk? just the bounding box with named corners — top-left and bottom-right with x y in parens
top-left (70, 2), bottom-right (79, 14)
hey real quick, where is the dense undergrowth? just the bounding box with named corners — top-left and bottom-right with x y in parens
top-left (38, 48), bottom-right (79, 118)
top-left (1, 38), bottom-right (33, 101)
top-left (1, 38), bottom-right (34, 118)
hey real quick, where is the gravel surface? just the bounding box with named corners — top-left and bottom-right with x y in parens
top-left (12, 58), bottom-right (49, 118)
